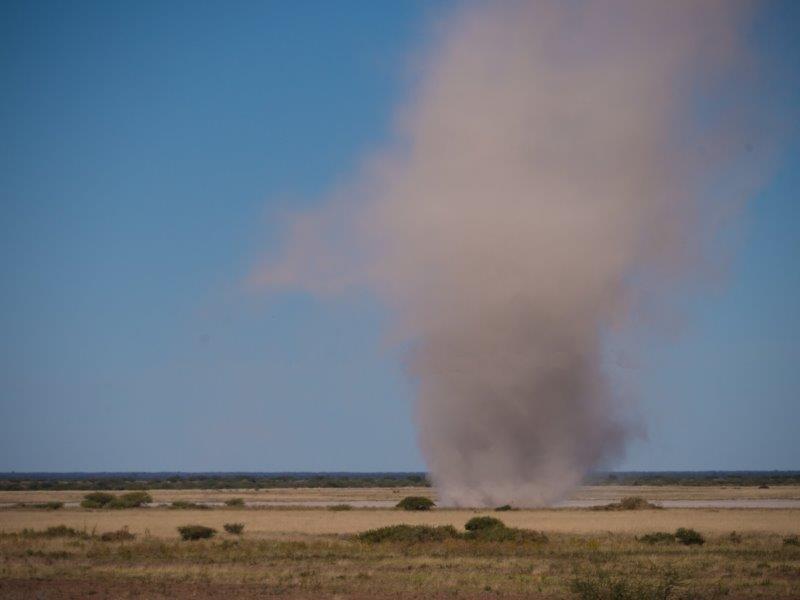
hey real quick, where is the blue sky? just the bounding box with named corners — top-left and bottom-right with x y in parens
top-left (1, 1), bottom-right (797, 472)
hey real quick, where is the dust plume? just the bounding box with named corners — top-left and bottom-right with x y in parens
top-left (255, 1), bottom-right (771, 506)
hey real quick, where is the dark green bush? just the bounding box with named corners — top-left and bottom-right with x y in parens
top-left (396, 496), bottom-right (435, 511)
top-left (22, 525), bottom-right (90, 539)
top-left (638, 532), bottom-right (675, 544)
top-left (81, 492), bottom-right (116, 508)
top-left (100, 526), bottom-right (135, 542)
top-left (465, 516), bottom-right (505, 531)
top-left (675, 528), bottom-right (705, 546)
top-left (595, 496), bottom-right (660, 511)
top-left (82, 491), bottom-right (152, 509)
top-left (358, 524), bottom-right (458, 543)
top-left (495, 504), bottom-right (513, 511)
top-left (223, 522), bottom-right (245, 535)
top-left (328, 504), bottom-right (353, 511)
top-left (177, 525), bottom-right (216, 541)
top-left (784, 534), bottom-right (800, 547)
top-left (31, 501), bottom-right (64, 510)
top-left (224, 498), bottom-right (245, 507)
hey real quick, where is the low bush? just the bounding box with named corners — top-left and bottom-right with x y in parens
top-left (675, 528), bottom-right (705, 546)
top-left (224, 498), bottom-right (245, 507)
top-left (169, 500), bottom-right (209, 510)
top-left (396, 496), bottom-right (435, 511)
top-left (495, 504), bottom-right (513, 511)
top-left (465, 516), bottom-right (505, 531)
top-left (328, 504), bottom-right (353, 511)
top-left (81, 492), bottom-right (116, 508)
top-left (223, 522), bottom-right (245, 535)
top-left (22, 525), bottom-right (89, 539)
top-left (595, 496), bottom-right (660, 511)
top-left (784, 534), bottom-right (800, 547)
top-left (728, 531), bottom-right (742, 544)
top-left (358, 524), bottom-right (459, 543)
top-left (638, 532), bottom-right (675, 544)
top-left (31, 501), bottom-right (64, 510)
top-left (177, 525), bottom-right (216, 541)
top-left (100, 526), bottom-right (136, 542)
top-left (81, 491), bottom-right (152, 509)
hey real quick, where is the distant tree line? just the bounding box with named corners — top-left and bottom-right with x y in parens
top-left (0, 471), bottom-right (797, 491)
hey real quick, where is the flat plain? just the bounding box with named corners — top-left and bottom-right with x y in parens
top-left (1, 486), bottom-right (799, 599)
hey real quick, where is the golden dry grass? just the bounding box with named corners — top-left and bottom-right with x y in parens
top-left (2, 484), bottom-right (798, 505)
top-left (1, 506), bottom-right (798, 538)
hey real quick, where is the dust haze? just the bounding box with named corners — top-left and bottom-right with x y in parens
top-left (256, 1), bottom-right (772, 506)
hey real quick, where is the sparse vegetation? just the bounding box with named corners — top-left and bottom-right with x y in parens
top-left (571, 569), bottom-right (682, 600)
top-left (100, 526), bottom-right (135, 542)
top-left (675, 527), bottom-right (705, 545)
top-left (638, 531), bottom-right (675, 544)
top-left (223, 522), bottom-right (245, 535)
top-left (177, 525), bottom-right (216, 541)
top-left (328, 504), bottom-right (353, 511)
top-left (495, 504), bottom-right (513, 511)
top-left (729, 530), bottom-right (742, 544)
top-left (784, 534), bottom-right (800, 546)
top-left (395, 496), bottom-right (435, 510)
top-left (224, 497), bottom-right (245, 507)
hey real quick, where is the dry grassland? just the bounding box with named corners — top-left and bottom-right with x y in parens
top-left (2, 484), bottom-right (798, 505)
top-left (1, 488), bottom-right (798, 599)
top-left (1, 507), bottom-right (798, 538)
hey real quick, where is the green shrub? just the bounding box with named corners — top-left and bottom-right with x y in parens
top-left (675, 528), bottom-right (705, 546)
top-left (328, 504), bottom-right (353, 511)
top-left (83, 491), bottom-right (152, 509)
top-left (169, 500), bottom-right (209, 510)
top-left (638, 532), bottom-right (675, 544)
top-left (81, 492), bottom-right (116, 508)
top-left (466, 524), bottom-right (548, 543)
top-left (224, 498), bottom-right (245, 507)
top-left (396, 496), bottom-right (435, 511)
top-left (223, 522), bottom-right (245, 535)
top-left (465, 516), bottom-right (505, 531)
top-left (784, 534), bottom-right (800, 547)
top-left (595, 496), bottom-right (660, 511)
top-left (495, 504), bottom-right (513, 511)
top-left (358, 524), bottom-right (458, 543)
top-left (114, 491), bottom-right (152, 508)
top-left (177, 525), bottom-right (216, 541)
top-left (100, 526), bottom-right (135, 542)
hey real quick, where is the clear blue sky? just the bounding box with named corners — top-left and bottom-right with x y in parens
top-left (1, 1), bottom-right (797, 472)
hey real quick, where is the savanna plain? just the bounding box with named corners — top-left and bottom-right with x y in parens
top-left (1, 483), bottom-right (799, 599)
